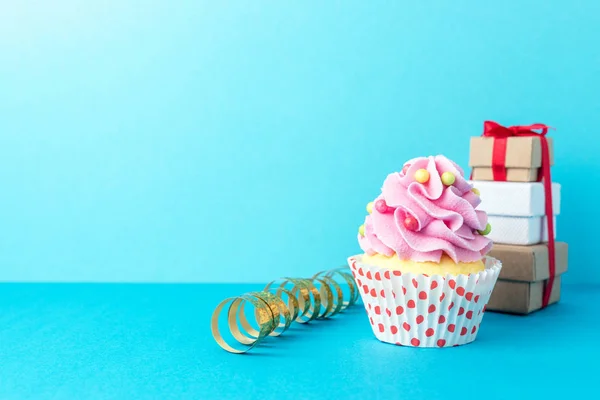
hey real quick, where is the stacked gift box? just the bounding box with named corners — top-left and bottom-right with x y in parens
top-left (468, 122), bottom-right (568, 314)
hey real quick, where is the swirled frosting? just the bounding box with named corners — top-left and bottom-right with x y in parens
top-left (358, 155), bottom-right (492, 263)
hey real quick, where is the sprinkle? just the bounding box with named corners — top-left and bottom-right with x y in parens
top-left (441, 172), bottom-right (456, 186)
top-left (375, 199), bottom-right (390, 213)
top-left (359, 225), bottom-right (365, 236)
top-left (471, 188), bottom-right (480, 196)
top-left (366, 202), bottom-right (374, 214)
top-left (414, 169), bottom-right (430, 183)
top-left (478, 223), bottom-right (492, 236)
top-left (403, 216), bottom-right (419, 231)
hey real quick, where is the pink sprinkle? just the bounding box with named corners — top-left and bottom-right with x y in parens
top-left (404, 216), bottom-right (419, 231)
top-left (401, 164), bottom-right (411, 175)
top-left (375, 199), bottom-right (389, 213)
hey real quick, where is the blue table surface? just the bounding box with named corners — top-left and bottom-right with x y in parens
top-left (1, 283), bottom-right (598, 400)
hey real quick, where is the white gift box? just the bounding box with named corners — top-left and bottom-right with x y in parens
top-left (469, 181), bottom-right (561, 245)
top-left (486, 215), bottom-right (556, 245)
top-left (470, 181), bottom-right (561, 216)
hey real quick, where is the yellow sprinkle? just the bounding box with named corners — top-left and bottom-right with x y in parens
top-left (359, 225), bottom-right (365, 236)
top-left (366, 202), bottom-right (374, 214)
top-left (471, 188), bottom-right (480, 196)
top-left (414, 169), bottom-right (430, 183)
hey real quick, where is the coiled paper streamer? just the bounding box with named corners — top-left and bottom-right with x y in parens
top-left (211, 267), bottom-right (359, 353)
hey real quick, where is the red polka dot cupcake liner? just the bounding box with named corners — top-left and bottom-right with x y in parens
top-left (347, 255), bottom-right (502, 348)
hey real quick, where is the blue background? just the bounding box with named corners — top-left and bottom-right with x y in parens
top-left (1, 1), bottom-right (598, 283)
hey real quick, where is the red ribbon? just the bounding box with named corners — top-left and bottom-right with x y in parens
top-left (481, 120), bottom-right (556, 308)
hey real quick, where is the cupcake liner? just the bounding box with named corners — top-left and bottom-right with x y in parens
top-left (347, 255), bottom-right (501, 348)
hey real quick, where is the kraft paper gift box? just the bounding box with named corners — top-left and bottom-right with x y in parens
top-left (469, 136), bottom-right (554, 182)
top-left (489, 278), bottom-right (562, 315)
top-left (487, 242), bottom-right (568, 314)
top-left (469, 181), bottom-right (561, 245)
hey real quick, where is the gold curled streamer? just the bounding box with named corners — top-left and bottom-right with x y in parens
top-left (314, 275), bottom-right (344, 318)
top-left (252, 291), bottom-right (292, 337)
top-left (266, 278), bottom-right (319, 324)
top-left (312, 273), bottom-right (343, 315)
top-left (211, 294), bottom-right (275, 354)
top-left (212, 266), bottom-right (359, 353)
top-left (230, 294), bottom-right (276, 345)
top-left (330, 272), bottom-right (356, 310)
top-left (312, 277), bottom-right (334, 318)
top-left (315, 268), bottom-right (359, 309)
top-left (235, 292), bottom-right (282, 341)
top-left (285, 278), bottom-right (321, 323)
top-left (331, 269), bottom-right (359, 307)
top-left (274, 287), bottom-right (300, 322)
top-left (264, 279), bottom-right (304, 321)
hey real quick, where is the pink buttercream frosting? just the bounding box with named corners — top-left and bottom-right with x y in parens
top-left (358, 155), bottom-right (492, 263)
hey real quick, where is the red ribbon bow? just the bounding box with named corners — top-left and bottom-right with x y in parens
top-left (481, 120), bottom-right (556, 308)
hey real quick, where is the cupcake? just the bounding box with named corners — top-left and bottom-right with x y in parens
top-left (348, 155), bottom-right (501, 347)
